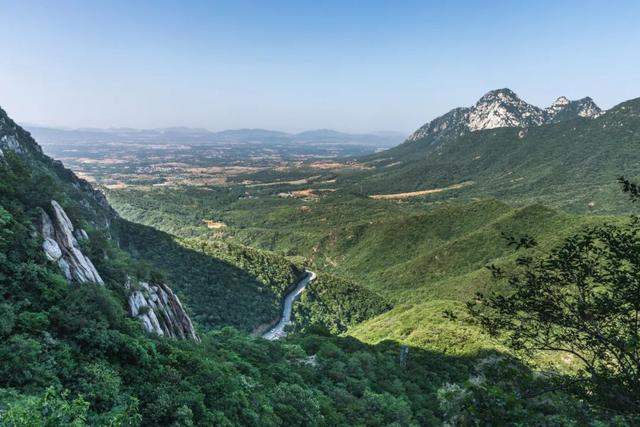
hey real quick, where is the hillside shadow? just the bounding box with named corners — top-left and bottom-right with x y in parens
top-left (114, 218), bottom-right (286, 332)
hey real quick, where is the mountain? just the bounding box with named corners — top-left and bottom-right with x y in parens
top-left (405, 88), bottom-right (602, 148)
top-left (0, 106), bottom-right (200, 341)
top-left (344, 94), bottom-right (638, 214)
top-left (3, 101), bottom-right (589, 425)
top-left (293, 129), bottom-right (406, 147)
top-left (25, 124), bottom-right (405, 148)
top-left (2, 97), bottom-right (628, 423)
top-left (546, 96), bottom-right (602, 123)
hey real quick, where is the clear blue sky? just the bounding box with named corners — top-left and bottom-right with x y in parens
top-left (1, 0), bottom-right (638, 133)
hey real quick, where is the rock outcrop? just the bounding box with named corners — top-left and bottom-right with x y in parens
top-left (40, 200), bottom-right (104, 284)
top-left (546, 96), bottom-right (602, 123)
top-left (1, 104), bottom-right (201, 342)
top-left (127, 279), bottom-right (200, 341)
top-left (38, 201), bottom-right (200, 341)
top-left (407, 89), bottom-right (603, 146)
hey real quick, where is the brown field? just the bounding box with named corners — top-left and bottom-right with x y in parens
top-left (104, 182), bottom-right (128, 189)
top-left (203, 220), bottom-right (227, 229)
top-left (309, 161), bottom-right (372, 170)
top-left (369, 181), bottom-right (474, 200)
top-left (247, 175), bottom-right (322, 187)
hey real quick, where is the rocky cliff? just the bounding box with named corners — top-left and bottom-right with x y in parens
top-left (38, 199), bottom-right (199, 340)
top-left (407, 88), bottom-right (603, 146)
top-left (127, 279), bottom-right (200, 341)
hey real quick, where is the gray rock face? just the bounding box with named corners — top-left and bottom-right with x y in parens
top-left (0, 108), bottom-right (42, 156)
top-left (126, 279), bottom-right (199, 341)
top-left (407, 89), bottom-right (603, 146)
top-left (40, 201), bottom-right (104, 284)
top-left (546, 96), bottom-right (602, 123)
top-left (0, 134), bottom-right (23, 154)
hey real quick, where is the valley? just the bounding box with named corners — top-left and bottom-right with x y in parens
top-left (33, 89), bottom-right (640, 352)
top-left (2, 88), bottom-right (639, 424)
top-left (4, 2), bottom-right (639, 423)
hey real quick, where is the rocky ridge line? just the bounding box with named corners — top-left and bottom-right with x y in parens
top-left (407, 88), bottom-right (603, 144)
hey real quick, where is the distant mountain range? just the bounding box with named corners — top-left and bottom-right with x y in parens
top-left (23, 124), bottom-right (406, 148)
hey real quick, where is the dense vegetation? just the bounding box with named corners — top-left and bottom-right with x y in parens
top-left (116, 219), bottom-right (303, 331)
top-left (292, 273), bottom-right (391, 334)
top-left (470, 211), bottom-right (640, 414)
top-left (1, 158), bottom-right (610, 424)
top-left (4, 96), bottom-right (640, 423)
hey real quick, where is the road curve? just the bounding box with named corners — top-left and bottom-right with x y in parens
top-left (263, 270), bottom-right (316, 340)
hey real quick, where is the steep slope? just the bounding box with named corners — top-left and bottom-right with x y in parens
top-left (10, 106), bottom-right (313, 331)
top-left (2, 152), bottom-right (495, 425)
top-left (403, 88), bottom-right (601, 148)
top-left (0, 106), bottom-right (200, 341)
top-left (0, 105), bottom-right (620, 424)
top-left (344, 97), bottom-right (639, 213)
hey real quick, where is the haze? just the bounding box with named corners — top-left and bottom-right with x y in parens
top-left (1, 0), bottom-right (639, 133)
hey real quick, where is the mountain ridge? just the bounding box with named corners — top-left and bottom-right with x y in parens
top-left (406, 88), bottom-right (603, 147)
top-left (24, 124), bottom-right (406, 148)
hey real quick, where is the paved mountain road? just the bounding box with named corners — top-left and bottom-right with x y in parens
top-left (263, 270), bottom-right (316, 340)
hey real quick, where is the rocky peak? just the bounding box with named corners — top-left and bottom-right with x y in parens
top-left (0, 107), bottom-right (42, 157)
top-left (551, 96), bottom-right (570, 107)
top-left (407, 107), bottom-right (470, 142)
top-left (545, 96), bottom-right (602, 123)
top-left (574, 97), bottom-right (602, 118)
top-left (407, 89), bottom-right (603, 146)
top-left (127, 279), bottom-right (200, 341)
top-left (467, 88), bottom-right (546, 131)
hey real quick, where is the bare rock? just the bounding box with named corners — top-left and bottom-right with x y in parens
top-left (39, 201), bottom-right (104, 284)
top-left (126, 279), bottom-right (199, 341)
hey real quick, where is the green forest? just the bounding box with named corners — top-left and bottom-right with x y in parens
top-left (2, 89), bottom-right (640, 426)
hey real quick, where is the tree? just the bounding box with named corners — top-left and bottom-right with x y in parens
top-left (469, 180), bottom-right (640, 413)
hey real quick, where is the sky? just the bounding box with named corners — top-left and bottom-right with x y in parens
top-left (1, 0), bottom-right (639, 133)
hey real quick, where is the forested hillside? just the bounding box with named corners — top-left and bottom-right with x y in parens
top-left (343, 97), bottom-right (640, 213)
top-left (4, 87), bottom-right (640, 424)
top-left (2, 99), bottom-right (625, 425)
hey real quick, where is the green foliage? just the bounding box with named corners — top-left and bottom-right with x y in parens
top-left (470, 216), bottom-right (640, 413)
top-left (115, 219), bottom-right (303, 331)
top-left (349, 299), bottom-right (512, 361)
top-left (2, 103), bottom-right (637, 423)
top-left (0, 388), bottom-right (90, 427)
top-left (434, 355), bottom-right (607, 426)
top-left (292, 273), bottom-right (390, 334)
top-left (351, 99), bottom-right (640, 214)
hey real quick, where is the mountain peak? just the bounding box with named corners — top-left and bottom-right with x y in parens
top-left (407, 89), bottom-right (604, 145)
top-left (477, 88), bottom-right (521, 103)
top-left (546, 96), bottom-right (602, 122)
top-left (551, 96), bottom-right (571, 107)
top-left (468, 88), bottom-right (545, 132)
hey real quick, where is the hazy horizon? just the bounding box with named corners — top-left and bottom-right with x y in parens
top-left (21, 122), bottom-right (408, 136)
top-left (2, 0), bottom-right (639, 133)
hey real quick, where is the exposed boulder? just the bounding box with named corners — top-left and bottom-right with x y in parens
top-left (127, 279), bottom-right (200, 341)
top-left (39, 200), bottom-right (104, 284)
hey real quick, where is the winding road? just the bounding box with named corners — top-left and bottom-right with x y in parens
top-left (263, 270), bottom-right (316, 340)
